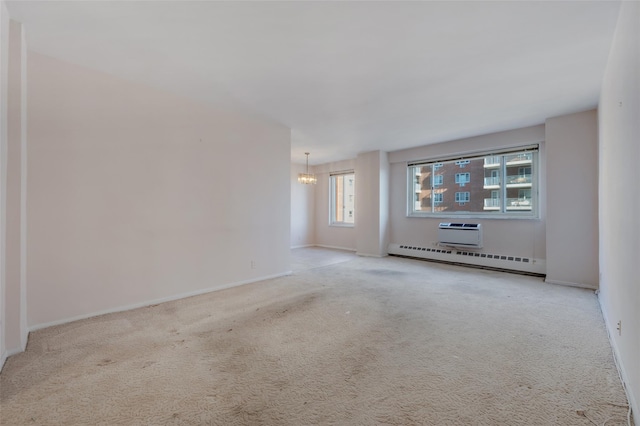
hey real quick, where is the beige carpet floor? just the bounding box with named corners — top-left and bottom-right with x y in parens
top-left (0, 248), bottom-right (632, 425)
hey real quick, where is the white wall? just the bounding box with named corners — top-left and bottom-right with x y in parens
top-left (388, 125), bottom-right (546, 263)
top-left (313, 159), bottom-right (356, 251)
top-left (290, 162), bottom-right (315, 248)
top-left (26, 52), bottom-right (291, 329)
top-left (545, 110), bottom-right (599, 288)
top-left (598, 0), bottom-right (639, 416)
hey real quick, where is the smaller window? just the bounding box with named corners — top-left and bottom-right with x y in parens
top-left (433, 163), bottom-right (443, 170)
top-left (455, 160), bottom-right (470, 168)
top-left (330, 172), bottom-right (355, 226)
top-left (455, 192), bottom-right (470, 204)
top-left (433, 193), bottom-right (443, 204)
top-left (433, 174), bottom-right (443, 186)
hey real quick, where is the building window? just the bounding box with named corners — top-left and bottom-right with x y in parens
top-left (455, 173), bottom-right (470, 186)
top-left (330, 172), bottom-right (355, 225)
top-left (407, 146), bottom-right (538, 217)
top-left (518, 167), bottom-right (531, 176)
top-left (455, 192), bottom-right (470, 204)
top-left (518, 189), bottom-right (531, 199)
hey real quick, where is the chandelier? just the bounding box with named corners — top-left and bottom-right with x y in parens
top-left (298, 152), bottom-right (317, 184)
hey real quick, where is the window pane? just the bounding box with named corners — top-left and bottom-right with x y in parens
top-left (436, 157), bottom-right (484, 212)
top-left (410, 165), bottom-right (432, 213)
top-left (505, 153), bottom-right (533, 212)
top-left (331, 173), bottom-right (355, 224)
top-left (483, 156), bottom-right (502, 211)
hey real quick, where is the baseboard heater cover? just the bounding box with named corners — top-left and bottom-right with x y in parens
top-left (388, 243), bottom-right (546, 275)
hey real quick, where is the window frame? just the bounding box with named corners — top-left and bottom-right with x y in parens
top-left (407, 146), bottom-right (539, 219)
top-left (455, 172), bottom-right (470, 185)
top-left (455, 191), bottom-right (470, 203)
top-left (329, 171), bottom-right (356, 227)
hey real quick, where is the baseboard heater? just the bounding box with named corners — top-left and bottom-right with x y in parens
top-left (438, 223), bottom-right (483, 248)
top-left (387, 243), bottom-right (546, 276)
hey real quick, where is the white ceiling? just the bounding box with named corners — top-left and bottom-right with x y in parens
top-left (6, 1), bottom-right (621, 165)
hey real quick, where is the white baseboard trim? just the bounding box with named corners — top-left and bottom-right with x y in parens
top-left (598, 294), bottom-right (638, 423)
top-left (1, 346), bottom-right (25, 372)
top-left (21, 327), bottom-right (28, 351)
top-left (6, 346), bottom-right (23, 358)
top-left (291, 244), bottom-right (315, 249)
top-left (0, 326), bottom-right (30, 372)
top-left (315, 244), bottom-right (356, 252)
top-left (355, 252), bottom-right (386, 258)
top-left (544, 278), bottom-right (598, 290)
top-left (29, 271), bottom-right (292, 332)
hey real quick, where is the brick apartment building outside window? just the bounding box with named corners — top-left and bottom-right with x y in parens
top-left (408, 147), bottom-right (538, 217)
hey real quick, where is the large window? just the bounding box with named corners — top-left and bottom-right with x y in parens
top-left (330, 172), bottom-right (355, 225)
top-left (408, 147), bottom-right (538, 217)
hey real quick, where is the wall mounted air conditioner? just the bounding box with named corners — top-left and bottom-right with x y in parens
top-left (438, 223), bottom-right (483, 248)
